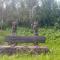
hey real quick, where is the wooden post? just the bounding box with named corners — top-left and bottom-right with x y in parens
top-left (32, 21), bottom-right (38, 45)
top-left (33, 21), bottom-right (38, 36)
top-left (12, 21), bottom-right (17, 36)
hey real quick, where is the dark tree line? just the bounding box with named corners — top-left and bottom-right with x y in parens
top-left (0, 0), bottom-right (60, 29)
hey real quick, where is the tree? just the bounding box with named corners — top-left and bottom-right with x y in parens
top-left (35, 0), bottom-right (58, 27)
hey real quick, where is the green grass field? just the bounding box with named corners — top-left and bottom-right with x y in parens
top-left (0, 27), bottom-right (60, 60)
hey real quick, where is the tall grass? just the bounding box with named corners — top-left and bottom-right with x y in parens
top-left (0, 27), bottom-right (60, 60)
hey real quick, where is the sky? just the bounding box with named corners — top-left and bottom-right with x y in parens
top-left (56, 0), bottom-right (60, 3)
top-left (57, 0), bottom-right (60, 2)
top-left (56, 0), bottom-right (60, 8)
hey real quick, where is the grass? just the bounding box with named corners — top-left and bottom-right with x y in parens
top-left (0, 27), bottom-right (60, 60)
top-left (0, 54), bottom-right (57, 60)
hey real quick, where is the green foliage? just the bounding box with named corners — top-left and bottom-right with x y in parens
top-left (0, 27), bottom-right (60, 60)
top-left (0, 0), bottom-right (60, 28)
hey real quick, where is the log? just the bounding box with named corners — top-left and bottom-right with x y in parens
top-left (0, 46), bottom-right (49, 55)
top-left (5, 36), bottom-right (46, 44)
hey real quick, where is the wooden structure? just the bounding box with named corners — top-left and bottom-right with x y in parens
top-left (0, 46), bottom-right (49, 55)
top-left (5, 36), bottom-right (46, 44)
top-left (4, 21), bottom-right (49, 55)
top-left (5, 21), bottom-right (46, 45)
